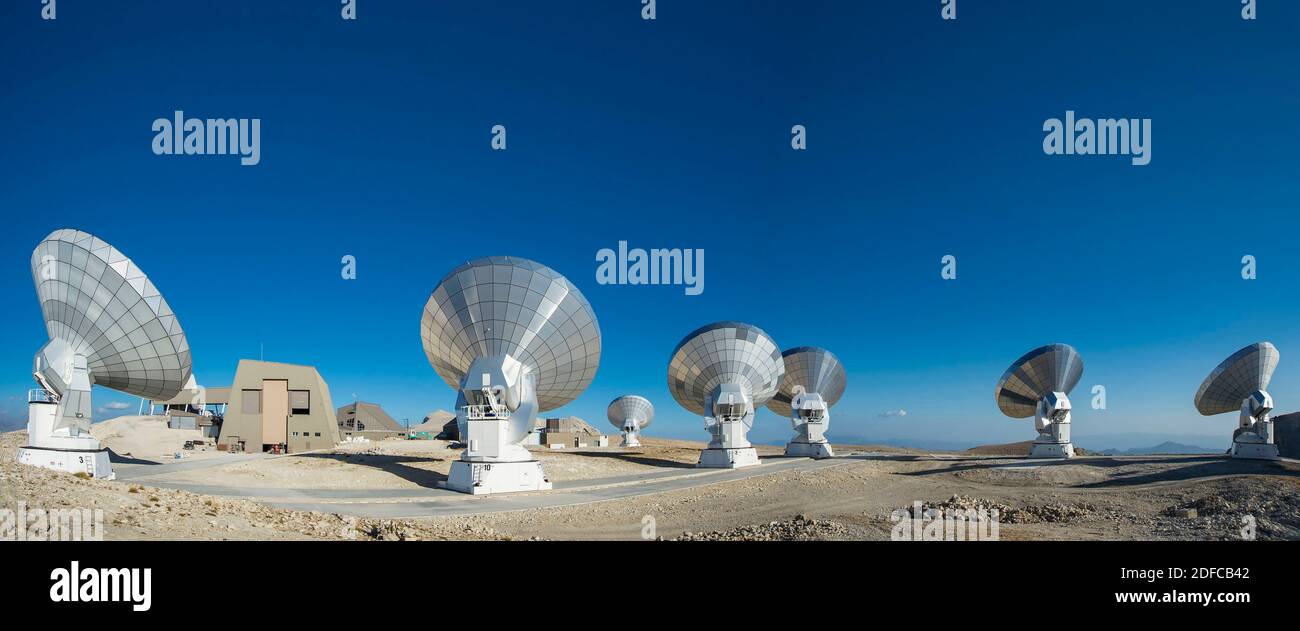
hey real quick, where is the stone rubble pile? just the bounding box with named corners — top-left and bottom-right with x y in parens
top-left (674, 514), bottom-right (849, 541)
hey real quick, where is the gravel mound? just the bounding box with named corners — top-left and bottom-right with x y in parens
top-left (674, 514), bottom-right (849, 541)
top-left (357, 519), bottom-right (505, 541)
top-left (904, 494), bottom-right (1099, 524)
top-left (1162, 480), bottom-right (1300, 540)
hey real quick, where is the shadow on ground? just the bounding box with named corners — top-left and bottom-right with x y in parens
top-left (842, 453), bottom-right (965, 463)
top-left (897, 454), bottom-right (1300, 488)
top-left (106, 449), bottom-right (164, 465)
top-left (1076, 458), bottom-right (1300, 488)
top-left (298, 453), bottom-right (447, 489)
top-left (562, 450), bottom-right (696, 469)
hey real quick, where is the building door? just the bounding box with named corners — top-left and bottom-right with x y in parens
top-left (261, 379), bottom-right (289, 449)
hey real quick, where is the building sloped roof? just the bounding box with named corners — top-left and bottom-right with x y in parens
top-left (435, 418), bottom-right (459, 441)
top-left (409, 410), bottom-right (455, 433)
top-left (336, 401), bottom-right (405, 433)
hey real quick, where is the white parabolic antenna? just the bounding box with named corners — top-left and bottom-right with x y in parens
top-left (668, 321), bottom-right (783, 468)
top-left (421, 256), bottom-right (600, 494)
top-left (767, 346), bottom-right (846, 459)
top-left (994, 343), bottom-right (1082, 459)
top-left (767, 347), bottom-right (847, 417)
top-left (20, 229), bottom-right (193, 479)
top-left (607, 395), bottom-right (654, 447)
top-left (1194, 342), bottom-right (1281, 460)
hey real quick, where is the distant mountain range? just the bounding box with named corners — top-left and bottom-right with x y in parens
top-left (760, 433), bottom-right (1229, 455)
top-left (763, 436), bottom-right (980, 452)
top-left (1097, 441), bottom-right (1222, 456)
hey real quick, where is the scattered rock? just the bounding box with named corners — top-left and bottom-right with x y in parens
top-left (900, 495), bottom-right (1099, 524)
top-left (673, 514), bottom-right (849, 541)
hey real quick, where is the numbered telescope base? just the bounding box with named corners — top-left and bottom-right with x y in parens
top-left (1028, 441), bottom-right (1074, 459)
top-left (785, 440), bottom-right (834, 459)
top-left (697, 447), bottom-right (759, 469)
top-left (441, 459), bottom-right (552, 495)
top-left (1231, 441), bottom-right (1279, 460)
top-left (18, 446), bottom-right (114, 480)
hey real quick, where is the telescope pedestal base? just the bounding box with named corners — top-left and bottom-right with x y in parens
top-left (697, 447), bottom-right (759, 469)
top-left (18, 445), bottom-right (114, 480)
top-left (621, 434), bottom-right (641, 447)
top-left (1231, 442), bottom-right (1279, 461)
top-left (785, 440), bottom-right (834, 459)
top-left (440, 460), bottom-right (552, 495)
top-left (1028, 442), bottom-right (1074, 459)
top-left (20, 401), bottom-right (114, 479)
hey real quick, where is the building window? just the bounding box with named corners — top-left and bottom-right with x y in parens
top-left (314, 432), bottom-right (321, 437)
top-left (289, 390), bottom-right (310, 415)
top-left (241, 389), bottom-right (262, 415)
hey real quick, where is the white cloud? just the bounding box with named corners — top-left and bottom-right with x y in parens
top-left (877, 409), bottom-right (908, 418)
top-left (104, 402), bottom-right (132, 410)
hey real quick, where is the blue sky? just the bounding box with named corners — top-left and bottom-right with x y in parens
top-left (1, 1), bottom-right (1297, 449)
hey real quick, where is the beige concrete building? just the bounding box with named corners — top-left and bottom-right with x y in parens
top-left (337, 401), bottom-right (407, 441)
top-left (216, 360), bottom-right (340, 453)
top-left (540, 416), bottom-right (607, 448)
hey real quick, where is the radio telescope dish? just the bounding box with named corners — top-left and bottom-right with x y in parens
top-left (767, 347), bottom-right (845, 459)
top-left (422, 256), bottom-right (601, 494)
top-left (995, 344), bottom-right (1083, 419)
top-left (607, 395), bottom-right (654, 447)
top-left (20, 229), bottom-right (193, 479)
top-left (667, 321), bottom-right (783, 468)
top-left (1194, 342), bottom-right (1281, 460)
top-left (767, 347), bottom-right (847, 418)
top-left (421, 256), bottom-right (600, 413)
top-left (668, 321), bottom-right (784, 415)
top-left (994, 344), bottom-right (1082, 458)
top-left (1195, 342), bottom-right (1278, 415)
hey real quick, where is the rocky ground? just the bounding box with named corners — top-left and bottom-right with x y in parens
top-left (416, 450), bottom-right (1300, 541)
top-left (90, 416), bottom-right (214, 463)
top-left (4, 423), bottom-right (1300, 541)
top-left (0, 430), bottom-right (508, 541)
top-left (143, 427), bottom-right (761, 490)
top-left (675, 514), bottom-right (854, 541)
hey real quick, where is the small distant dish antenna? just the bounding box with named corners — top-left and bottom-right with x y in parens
top-left (667, 321), bottom-right (784, 468)
top-left (20, 229), bottom-right (193, 479)
top-left (607, 395), bottom-right (654, 447)
top-left (767, 347), bottom-right (846, 459)
top-left (1194, 342), bottom-right (1280, 460)
top-left (994, 343), bottom-right (1083, 459)
top-left (421, 256), bottom-right (600, 494)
